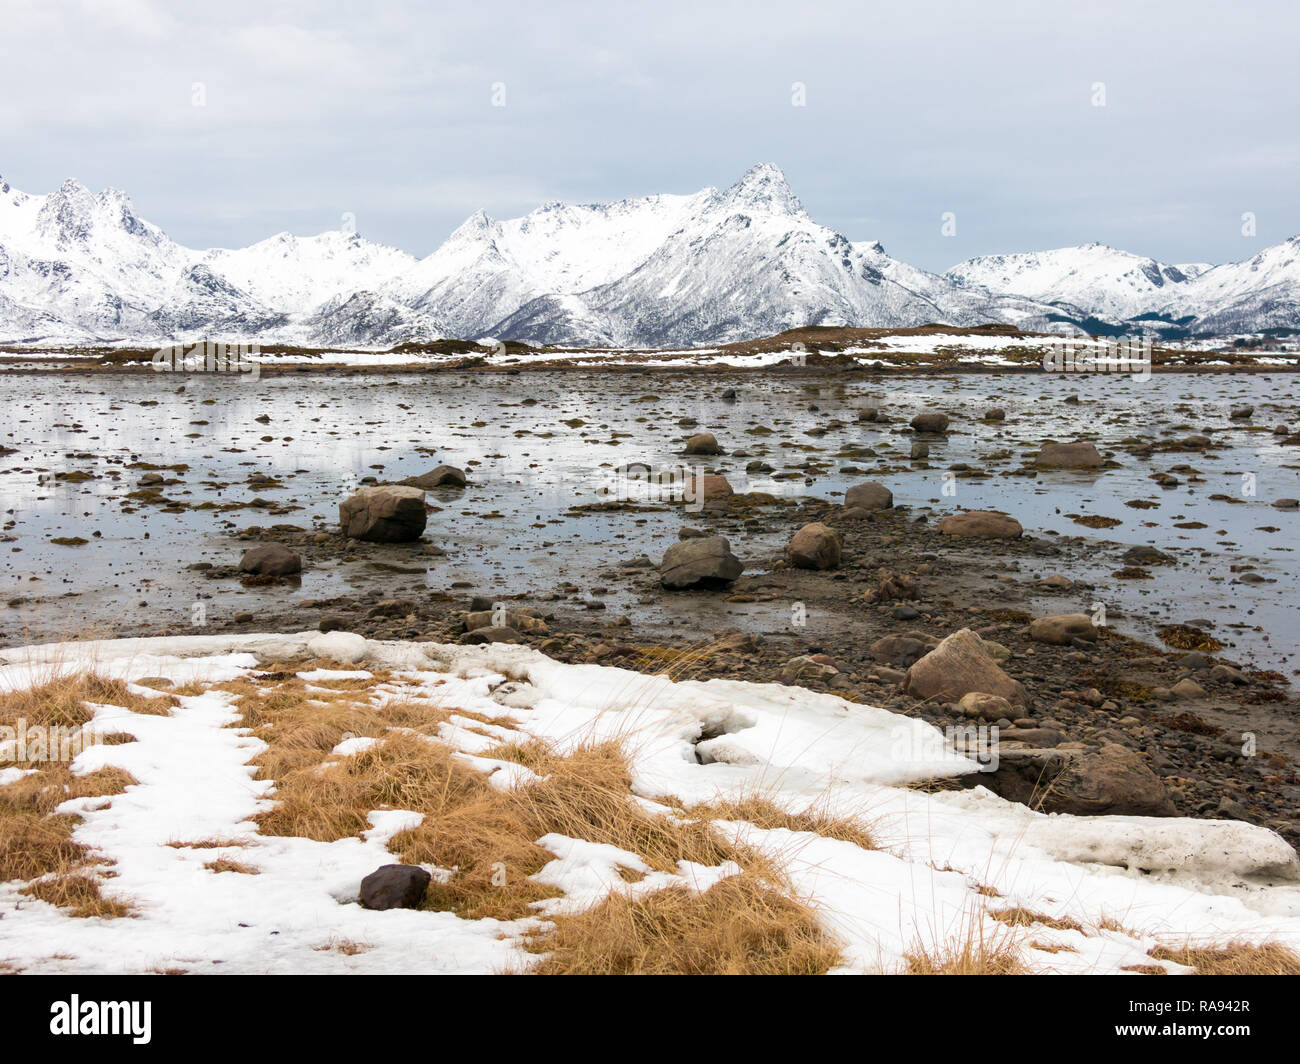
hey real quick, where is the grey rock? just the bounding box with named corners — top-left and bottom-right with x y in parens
top-left (660, 535), bottom-right (744, 589)
top-left (340, 485), bottom-right (427, 542)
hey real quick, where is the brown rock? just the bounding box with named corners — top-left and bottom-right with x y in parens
top-left (238, 543), bottom-right (302, 576)
top-left (1034, 441), bottom-right (1103, 469)
top-left (684, 432), bottom-right (723, 455)
top-left (786, 523), bottom-right (842, 570)
top-left (903, 629), bottom-right (1027, 706)
top-left (1044, 744), bottom-right (1177, 816)
top-left (464, 608), bottom-right (547, 634)
top-left (1028, 613), bottom-right (1100, 645)
top-left (870, 632), bottom-right (938, 667)
top-left (781, 656), bottom-right (840, 684)
top-left (685, 474), bottom-right (734, 503)
top-left (937, 510), bottom-right (1023, 539)
top-left (957, 691), bottom-right (1014, 721)
top-left (910, 412), bottom-right (950, 434)
top-left (462, 626), bottom-right (523, 644)
top-left (844, 481), bottom-right (893, 511)
top-left (403, 465), bottom-right (466, 489)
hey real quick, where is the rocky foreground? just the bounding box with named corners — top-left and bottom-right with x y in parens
top-left (181, 446), bottom-right (1300, 852)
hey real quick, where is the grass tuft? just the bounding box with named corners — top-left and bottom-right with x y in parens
top-left (524, 873), bottom-right (841, 975)
top-left (1148, 941), bottom-right (1300, 975)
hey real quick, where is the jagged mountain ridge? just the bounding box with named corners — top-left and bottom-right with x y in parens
top-left (0, 166), bottom-right (1295, 347)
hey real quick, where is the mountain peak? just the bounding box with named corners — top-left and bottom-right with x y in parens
top-left (449, 208), bottom-right (495, 239)
top-left (721, 163), bottom-right (804, 216)
top-left (36, 178), bottom-right (97, 244)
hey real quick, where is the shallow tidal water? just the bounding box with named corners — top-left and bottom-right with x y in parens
top-left (1, 367), bottom-right (1297, 676)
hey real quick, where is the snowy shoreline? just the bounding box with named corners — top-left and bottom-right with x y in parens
top-left (2, 631), bottom-right (1297, 975)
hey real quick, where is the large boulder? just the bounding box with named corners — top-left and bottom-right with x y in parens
top-left (340, 485), bottom-right (427, 542)
top-left (786, 523), bottom-right (842, 570)
top-left (684, 432), bottom-right (723, 455)
top-left (937, 510), bottom-right (1023, 539)
top-left (978, 745), bottom-right (1176, 817)
top-left (910, 412), bottom-right (950, 434)
top-left (359, 864), bottom-right (431, 910)
top-left (238, 543), bottom-right (302, 576)
top-left (1034, 441), bottom-right (1103, 469)
top-left (1029, 613), bottom-right (1100, 645)
top-left (844, 482), bottom-right (893, 511)
top-left (660, 535), bottom-right (743, 589)
top-left (403, 465), bottom-right (466, 489)
top-left (902, 628), bottom-right (1027, 706)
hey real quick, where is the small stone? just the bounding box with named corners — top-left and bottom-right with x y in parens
top-left (359, 865), bottom-right (431, 910)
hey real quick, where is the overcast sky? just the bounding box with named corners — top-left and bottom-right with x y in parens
top-left (3, 0), bottom-right (1297, 270)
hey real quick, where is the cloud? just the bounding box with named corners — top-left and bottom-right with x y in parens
top-left (79, 0), bottom-right (175, 39)
top-left (0, 0), bottom-right (1296, 269)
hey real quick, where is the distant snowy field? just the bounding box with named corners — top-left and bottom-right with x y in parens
top-left (7, 330), bottom-right (1291, 372)
top-left (1, 632), bottom-right (1297, 975)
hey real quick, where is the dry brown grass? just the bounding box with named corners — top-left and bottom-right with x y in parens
top-left (990, 907), bottom-right (1084, 933)
top-left (393, 739), bottom-right (770, 920)
top-left (683, 794), bottom-right (877, 851)
top-left (524, 873), bottom-right (841, 974)
top-left (0, 730), bottom-right (139, 918)
top-left (256, 731), bottom-right (471, 841)
top-left (1029, 941), bottom-right (1078, 954)
top-left (0, 766), bottom-right (137, 880)
top-left (0, 673), bottom-right (175, 731)
top-left (20, 873), bottom-right (134, 918)
top-left (225, 669), bottom-right (559, 919)
top-left (1148, 941), bottom-right (1300, 975)
top-left (623, 639), bottom-right (725, 683)
top-left (204, 858), bottom-right (258, 875)
top-left (221, 670), bottom-right (467, 782)
top-left (904, 919), bottom-right (1027, 975)
top-left (165, 837), bottom-right (246, 849)
top-left (507, 742), bottom-right (761, 873)
top-left (0, 812), bottom-right (86, 882)
top-left (236, 668), bottom-right (776, 924)
top-left (480, 737), bottom-right (555, 770)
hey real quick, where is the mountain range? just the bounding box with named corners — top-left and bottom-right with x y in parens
top-left (1, 164), bottom-right (1296, 348)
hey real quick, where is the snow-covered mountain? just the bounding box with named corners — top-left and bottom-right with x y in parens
top-left (0, 166), bottom-right (1295, 347)
top-left (945, 243), bottom-right (1212, 323)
